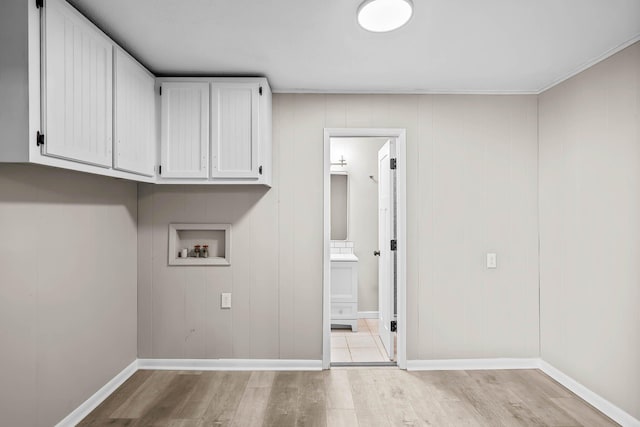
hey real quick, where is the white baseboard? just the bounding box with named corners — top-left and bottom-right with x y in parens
top-left (358, 311), bottom-right (379, 319)
top-left (54, 359), bottom-right (138, 427)
top-left (137, 358), bottom-right (323, 371)
top-left (406, 358), bottom-right (540, 371)
top-left (539, 360), bottom-right (640, 427)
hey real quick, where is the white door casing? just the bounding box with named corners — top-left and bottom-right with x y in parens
top-left (323, 128), bottom-right (407, 370)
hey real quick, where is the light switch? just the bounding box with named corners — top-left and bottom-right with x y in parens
top-left (487, 253), bottom-right (497, 269)
top-left (221, 293), bottom-right (232, 309)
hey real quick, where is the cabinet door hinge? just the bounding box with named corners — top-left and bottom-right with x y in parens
top-left (158, 165), bottom-right (162, 175)
top-left (259, 86), bottom-right (263, 96)
top-left (390, 158), bottom-right (397, 170)
top-left (36, 0), bottom-right (44, 9)
top-left (258, 165), bottom-right (263, 175)
top-left (390, 320), bottom-right (397, 332)
top-left (36, 131), bottom-right (45, 147)
top-left (390, 239), bottom-right (397, 251)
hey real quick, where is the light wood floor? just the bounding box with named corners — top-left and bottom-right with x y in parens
top-left (78, 368), bottom-right (617, 426)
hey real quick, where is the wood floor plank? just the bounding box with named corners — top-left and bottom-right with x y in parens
top-left (110, 371), bottom-right (178, 419)
top-left (174, 372), bottom-right (225, 419)
top-left (347, 368), bottom-right (392, 427)
top-left (230, 386), bottom-right (272, 427)
top-left (263, 372), bottom-right (301, 427)
top-left (376, 369), bottom-right (425, 426)
top-left (295, 371), bottom-right (326, 427)
top-left (326, 408), bottom-right (358, 427)
top-left (77, 370), bottom-right (154, 426)
top-left (324, 369), bottom-right (354, 410)
top-left (551, 397), bottom-right (619, 426)
top-left (168, 420), bottom-right (204, 427)
top-left (516, 370), bottom-right (574, 399)
top-left (200, 371), bottom-right (251, 425)
top-left (132, 374), bottom-right (200, 426)
top-left (403, 371), bottom-right (463, 426)
top-left (247, 370), bottom-right (277, 388)
top-left (79, 368), bottom-right (617, 427)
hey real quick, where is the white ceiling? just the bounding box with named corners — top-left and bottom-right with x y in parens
top-left (69, 0), bottom-right (640, 93)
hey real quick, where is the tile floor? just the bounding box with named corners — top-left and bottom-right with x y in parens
top-left (331, 318), bottom-right (394, 363)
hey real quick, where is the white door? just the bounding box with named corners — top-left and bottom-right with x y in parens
top-left (113, 49), bottom-right (156, 176)
top-left (43, 0), bottom-right (113, 167)
top-left (160, 82), bottom-right (209, 178)
top-left (378, 140), bottom-right (395, 360)
top-left (210, 83), bottom-right (260, 180)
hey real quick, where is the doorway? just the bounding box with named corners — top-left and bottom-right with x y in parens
top-left (323, 128), bottom-right (407, 369)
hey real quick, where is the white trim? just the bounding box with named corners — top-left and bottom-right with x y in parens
top-left (54, 359), bottom-right (138, 427)
top-left (539, 360), bottom-right (640, 427)
top-left (406, 358), bottom-right (540, 371)
top-left (323, 128), bottom-right (408, 370)
top-left (137, 358), bottom-right (323, 371)
top-left (273, 89), bottom-right (538, 95)
top-left (537, 34), bottom-right (640, 93)
top-left (358, 311), bottom-right (379, 319)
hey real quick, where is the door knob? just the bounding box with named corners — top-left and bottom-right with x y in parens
top-left (374, 250), bottom-right (380, 256)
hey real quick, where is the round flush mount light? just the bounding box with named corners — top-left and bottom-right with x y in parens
top-left (357, 0), bottom-right (413, 33)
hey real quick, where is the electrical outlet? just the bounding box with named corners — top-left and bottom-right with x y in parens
top-left (221, 293), bottom-right (232, 309)
top-left (486, 253), bottom-right (497, 269)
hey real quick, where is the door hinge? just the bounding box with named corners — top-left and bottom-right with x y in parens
top-left (158, 165), bottom-right (162, 175)
top-left (390, 239), bottom-right (397, 251)
top-left (390, 320), bottom-right (397, 332)
top-left (36, 131), bottom-right (45, 147)
top-left (36, 0), bottom-right (44, 9)
top-left (390, 158), bottom-right (397, 170)
top-left (259, 86), bottom-right (263, 96)
top-left (258, 165), bottom-right (263, 175)
top-left (159, 86), bottom-right (162, 96)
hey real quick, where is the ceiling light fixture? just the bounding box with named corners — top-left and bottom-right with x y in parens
top-left (357, 0), bottom-right (413, 33)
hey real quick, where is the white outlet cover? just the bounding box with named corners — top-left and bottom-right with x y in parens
top-left (487, 253), bottom-right (497, 269)
top-left (221, 292), bottom-right (232, 309)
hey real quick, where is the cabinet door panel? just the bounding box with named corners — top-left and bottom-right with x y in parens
top-left (43, 0), bottom-right (113, 167)
top-left (211, 83), bottom-right (260, 179)
top-left (160, 82), bottom-right (209, 178)
top-left (114, 50), bottom-right (156, 176)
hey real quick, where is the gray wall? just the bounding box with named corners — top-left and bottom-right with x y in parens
top-left (0, 165), bottom-right (138, 427)
top-left (139, 93), bottom-right (540, 360)
top-left (0, 0), bottom-right (29, 162)
top-left (539, 42), bottom-right (640, 419)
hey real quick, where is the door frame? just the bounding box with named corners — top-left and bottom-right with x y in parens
top-left (323, 128), bottom-right (407, 369)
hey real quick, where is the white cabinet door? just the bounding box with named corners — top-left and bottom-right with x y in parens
top-left (114, 49), bottom-right (156, 177)
top-left (210, 83), bottom-right (260, 180)
top-left (160, 82), bottom-right (209, 178)
top-left (43, 0), bottom-right (113, 167)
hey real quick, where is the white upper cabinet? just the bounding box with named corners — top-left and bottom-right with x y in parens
top-left (42, 0), bottom-right (113, 167)
top-left (158, 78), bottom-right (272, 185)
top-left (160, 82), bottom-right (210, 178)
top-left (114, 49), bottom-right (156, 177)
top-left (211, 83), bottom-right (260, 180)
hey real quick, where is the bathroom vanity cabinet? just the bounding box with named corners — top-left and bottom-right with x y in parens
top-left (330, 254), bottom-right (359, 331)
